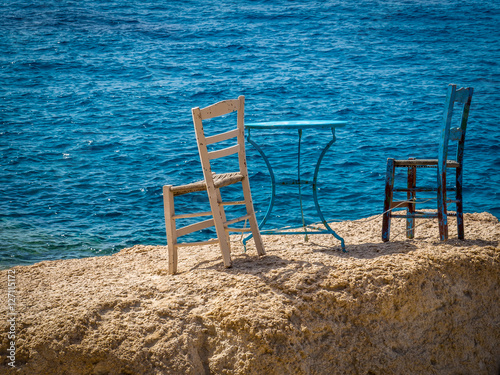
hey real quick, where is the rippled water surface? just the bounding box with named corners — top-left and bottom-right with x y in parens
top-left (1, 0), bottom-right (499, 268)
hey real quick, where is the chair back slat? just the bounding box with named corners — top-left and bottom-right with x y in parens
top-left (454, 87), bottom-right (473, 104)
top-left (208, 144), bottom-right (240, 160)
top-left (449, 127), bottom-right (462, 141)
top-left (199, 99), bottom-right (239, 120)
top-left (205, 128), bottom-right (239, 145)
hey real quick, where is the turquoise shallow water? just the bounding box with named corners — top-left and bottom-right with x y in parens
top-left (1, 0), bottom-right (499, 269)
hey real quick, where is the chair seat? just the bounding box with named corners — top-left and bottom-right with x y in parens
top-left (171, 172), bottom-right (244, 196)
top-left (394, 159), bottom-right (460, 168)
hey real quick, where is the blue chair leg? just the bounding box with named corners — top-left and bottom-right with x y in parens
top-left (382, 158), bottom-right (395, 242)
top-left (456, 166), bottom-right (464, 240)
top-left (406, 163), bottom-right (416, 239)
top-left (437, 171), bottom-right (449, 241)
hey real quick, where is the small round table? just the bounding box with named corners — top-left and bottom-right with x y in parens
top-left (244, 120), bottom-right (348, 251)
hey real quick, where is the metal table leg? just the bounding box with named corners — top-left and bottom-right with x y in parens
top-left (312, 128), bottom-right (346, 251)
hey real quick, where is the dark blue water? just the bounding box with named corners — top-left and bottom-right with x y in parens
top-left (1, 0), bottom-right (499, 269)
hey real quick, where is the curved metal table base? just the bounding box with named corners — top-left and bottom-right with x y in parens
top-left (243, 121), bottom-right (347, 252)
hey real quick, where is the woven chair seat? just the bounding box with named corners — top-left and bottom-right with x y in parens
top-left (394, 159), bottom-right (460, 168)
top-left (171, 172), bottom-right (244, 196)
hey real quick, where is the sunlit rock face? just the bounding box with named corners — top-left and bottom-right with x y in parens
top-left (1, 213), bottom-right (499, 375)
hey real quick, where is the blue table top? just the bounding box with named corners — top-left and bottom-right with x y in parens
top-left (245, 120), bottom-right (347, 129)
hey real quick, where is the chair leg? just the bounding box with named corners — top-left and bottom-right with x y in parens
top-left (206, 187), bottom-right (233, 268)
top-left (406, 163), bottom-right (416, 239)
top-left (241, 178), bottom-right (265, 256)
top-left (382, 158), bottom-right (395, 242)
top-left (163, 186), bottom-right (178, 275)
top-left (437, 171), bottom-right (449, 241)
top-left (456, 166), bottom-right (464, 240)
top-left (215, 188), bottom-right (231, 249)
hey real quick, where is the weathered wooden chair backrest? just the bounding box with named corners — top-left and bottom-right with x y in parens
top-left (438, 85), bottom-right (474, 174)
top-left (191, 96), bottom-right (249, 183)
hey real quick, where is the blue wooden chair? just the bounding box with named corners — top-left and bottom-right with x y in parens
top-left (382, 84), bottom-right (474, 242)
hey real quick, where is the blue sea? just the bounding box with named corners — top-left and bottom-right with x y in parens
top-left (1, 0), bottom-right (499, 269)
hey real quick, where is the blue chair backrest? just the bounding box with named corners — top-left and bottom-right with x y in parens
top-left (438, 84), bottom-right (474, 173)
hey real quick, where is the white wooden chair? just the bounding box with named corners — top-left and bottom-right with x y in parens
top-left (163, 96), bottom-right (265, 274)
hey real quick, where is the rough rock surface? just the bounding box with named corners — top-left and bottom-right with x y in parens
top-left (1, 213), bottom-right (499, 374)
